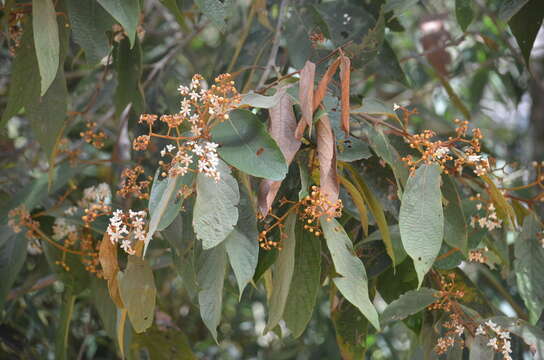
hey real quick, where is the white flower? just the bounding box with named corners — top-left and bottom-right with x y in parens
top-left (133, 227), bottom-right (146, 241)
top-left (189, 91), bottom-right (200, 101)
top-left (476, 203), bottom-right (482, 210)
top-left (191, 124), bottom-right (202, 136)
top-left (393, 103), bottom-right (401, 111)
top-left (487, 337), bottom-right (498, 350)
top-left (467, 155), bottom-right (481, 162)
top-left (178, 85), bottom-right (189, 95)
top-left (121, 239), bottom-right (135, 255)
top-left (192, 143), bottom-right (204, 156)
top-left (189, 114), bottom-right (199, 124)
top-left (434, 146), bottom-right (449, 159)
top-left (180, 99), bottom-right (191, 117)
top-left (475, 325), bottom-right (485, 336)
top-left (64, 206), bottom-right (78, 216)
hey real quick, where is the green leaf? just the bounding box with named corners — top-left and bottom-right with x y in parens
top-left (442, 175), bottom-right (468, 255)
top-left (212, 109), bottom-right (288, 181)
top-left (130, 327), bottom-right (196, 360)
top-left (363, 124), bottom-right (408, 193)
top-left (383, 0), bottom-right (419, 18)
top-left (32, 0), bottom-right (60, 96)
top-left (265, 213), bottom-right (297, 333)
top-left (482, 175), bottom-right (516, 229)
top-left (321, 218), bottom-right (380, 330)
top-left (145, 169), bottom-right (194, 255)
top-left (399, 164), bottom-right (444, 288)
top-left (0, 226), bottom-right (28, 309)
top-left (489, 316), bottom-right (544, 357)
top-left (193, 160), bottom-right (240, 249)
top-left (331, 295), bottom-right (369, 360)
top-left (159, 0), bottom-right (188, 32)
top-left (455, 0), bottom-right (474, 31)
top-left (113, 37), bottom-right (145, 117)
top-left (337, 138), bottom-right (372, 162)
top-left (283, 220), bottom-right (322, 338)
top-left (351, 98), bottom-right (399, 119)
top-left (43, 239), bottom-right (90, 295)
top-left (507, 0), bottom-right (544, 66)
top-left (225, 188), bottom-right (259, 298)
top-left (194, 0), bottom-right (231, 32)
top-left (66, 0), bottom-right (114, 64)
top-left (90, 277), bottom-right (117, 340)
top-left (344, 163), bottom-right (400, 266)
top-left (197, 243), bottom-right (227, 342)
top-left (1, 20), bottom-right (40, 127)
top-left (55, 285), bottom-right (76, 360)
top-left (381, 288), bottom-right (438, 324)
top-left (240, 89), bottom-right (287, 109)
top-left (97, 0), bottom-right (140, 47)
top-left (469, 334), bottom-right (495, 360)
top-left (27, 68), bottom-right (68, 164)
top-left (498, 0), bottom-right (530, 21)
top-left (514, 213), bottom-right (544, 323)
top-left (118, 256), bottom-right (157, 333)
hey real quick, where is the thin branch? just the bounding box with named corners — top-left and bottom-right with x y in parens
top-left (257, 0), bottom-right (289, 88)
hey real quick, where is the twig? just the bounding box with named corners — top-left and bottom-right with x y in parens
top-left (257, 0), bottom-right (289, 88)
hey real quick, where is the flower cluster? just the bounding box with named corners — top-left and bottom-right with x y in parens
top-left (106, 209), bottom-right (147, 255)
top-left (475, 320), bottom-right (512, 360)
top-left (470, 202), bottom-right (502, 231)
top-left (301, 185), bottom-right (343, 234)
top-left (80, 121), bottom-right (107, 149)
top-left (117, 165), bottom-right (152, 200)
top-left (401, 118), bottom-right (488, 176)
top-left (429, 273), bottom-right (467, 355)
top-left (467, 248), bottom-right (488, 263)
top-left (133, 73), bottom-right (240, 183)
top-left (257, 186), bottom-right (343, 250)
top-left (8, 205), bottom-right (39, 240)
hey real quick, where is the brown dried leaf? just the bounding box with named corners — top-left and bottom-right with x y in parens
top-left (313, 57), bottom-right (341, 112)
top-left (108, 276), bottom-right (125, 308)
top-left (295, 61), bottom-right (316, 139)
top-left (317, 114), bottom-right (339, 204)
top-left (339, 53), bottom-right (351, 136)
top-left (99, 233), bottom-right (119, 281)
top-left (259, 93), bottom-right (301, 216)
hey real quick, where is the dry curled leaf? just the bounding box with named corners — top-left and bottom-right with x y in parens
top-left (317, 114), bottom-right (339, 204)
top-left (259, 92), bottom-right (301, 216)
top-left (98, 233), bottom-right (119, 280)
top-left (313, 57), bottom-right (341, 111)
top-left (295, 61), bottom-right (316, 139)
top-left (339, 53), bottom-right (351, 136)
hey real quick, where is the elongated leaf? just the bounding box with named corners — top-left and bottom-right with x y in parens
top-left (258, 93), bottom-right (301, 215)
top-left (99, 233), bottom-right (119, 280)
top-left (118, 256), bottom-right (156, 333)
top-left (321, 218), bottom-right (380, 330)
top-left (225, 188), bottom-right (259, 297)
top-left (381, 288), bottom-right (438, 323)
top-left (508, 0), bottom-right (544, 66)
top-left (33, 0), bottom-right (59, 95)
top-left (455, 0), bottom-right (474, 31)
top-left (1, 21), bottom-right (40, 127)
top-left (159, 0), bottom-right (188, 31)
top-left (265, 213), bottom-right (297, 333)
top-left (66, 0), bottom-right (114, 64)
top-left (514, 213), bottom-right (544, 323)
top-left (399, 164), bottom-right (443, 287)
top-left (97, 0), bottom-right (140, 47)
top-left (295, 61), bottom-right (316, 139)
top-left (212, 109), bottom-right (288, 181)
top-left (351, 98), bottom-right (399, 120)
top-left (145, 170), bottom-right (194, 255)
top-left (331, 293), bottom-right (368, 359)
top-left (55, 285), bottom-right (76, 360)
top-left (197, 243), bottom-right (227, 342)
top-left (499, 0), bottom-right (530, 21)
top-left (193, 160), bottom-right (239, 249)
top-left (442, 175), bottom-right (468, 255)
top-left (469, 334), bottom-right (495, 359)
top-left (113, 37), bottom-right (144, 117)
top-left (194, 0), bottom-right (231, 32)
top-left (313, 57), bottom-right (341, 111)
top-left (344, 164), bottom-right (397, 266)
top-left (339, 53), bottom-right (351, 136)
top-left (240, 88), bottom-right (286, 109)
top-left (284, 221), bottom-right (321, 338)
top-left (317, 115), bottom-right (339, 204)
top-left (90, 278), bottom-right (117, 340)
top-left (338, 174), bottom-right (369, 237)
top-left (0, 226), bottom-right (28, 308)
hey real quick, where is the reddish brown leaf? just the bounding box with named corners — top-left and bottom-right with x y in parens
top-left (313, 57), bottom-right (341, 112)
top-left (108, 276), bottom-right (125, 308)
top-left (99, 233), bottom-right (119, 281)
top-left (259, 92), bottom-right (301, 216)
top-left (339, 53), bottom-right (351, 136)
top-left (317, 114), bottom-right (339, 204)
top-left (294, 60), bottom-right (316, 139)
top-left (419, 15), bottom-right (451, 77)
